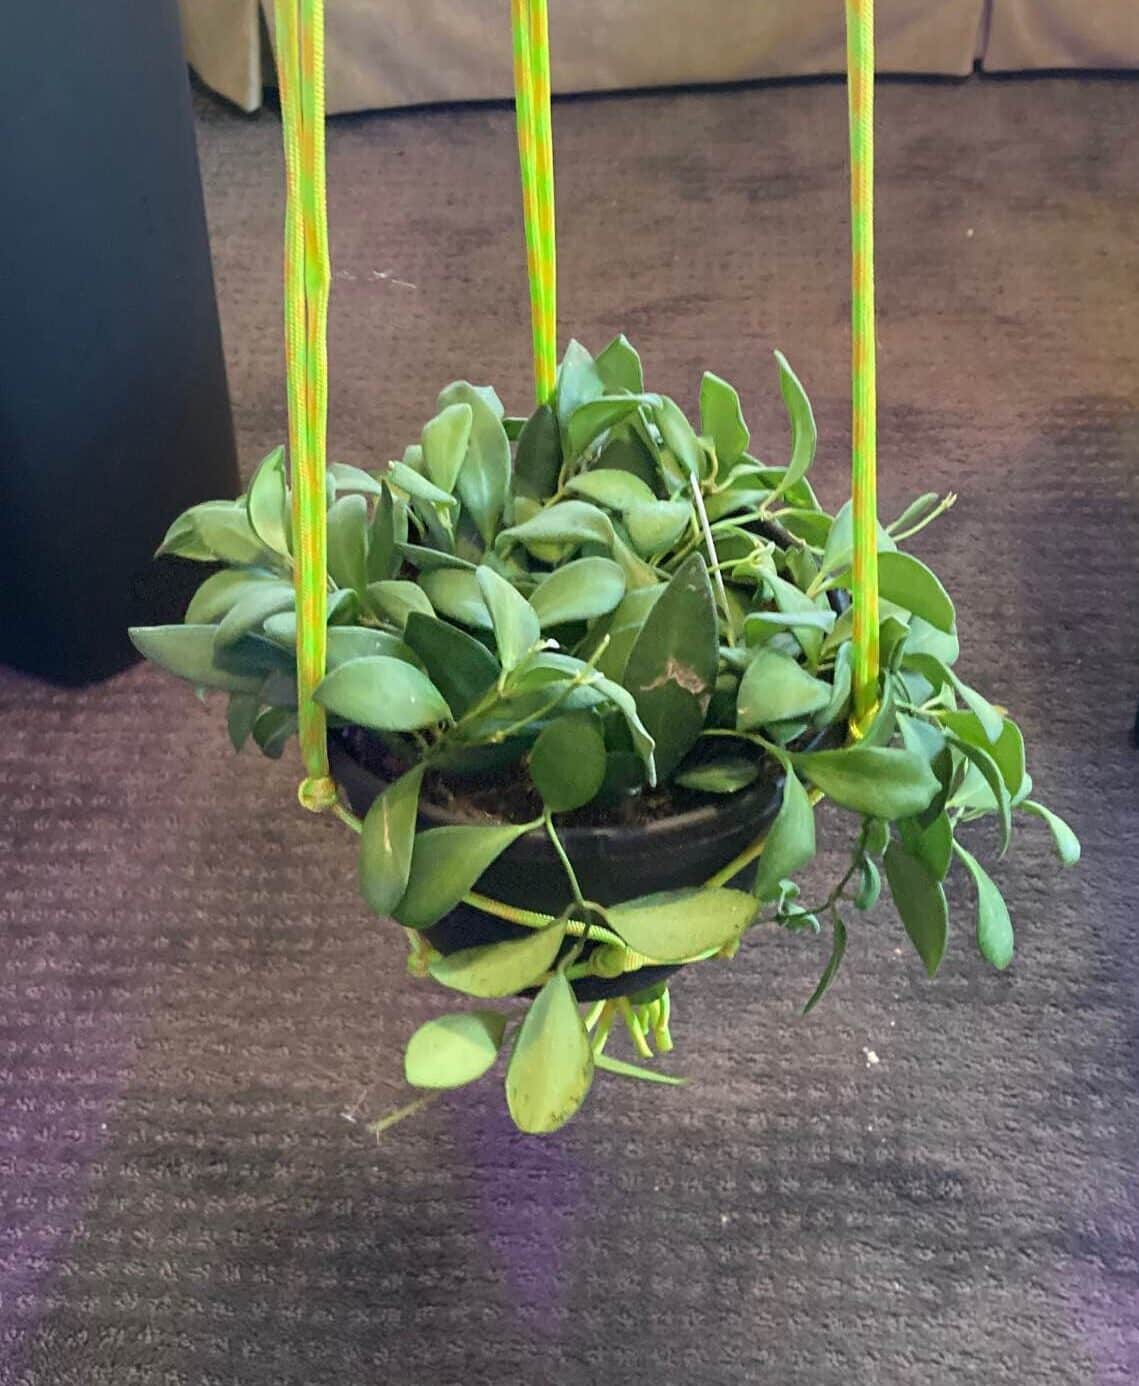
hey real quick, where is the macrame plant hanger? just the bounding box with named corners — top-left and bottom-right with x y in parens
top-left (273, 0), bottom-right (882, 829)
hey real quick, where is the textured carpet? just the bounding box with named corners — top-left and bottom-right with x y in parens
top-left (3, 73), bottom-right (1138, 1385)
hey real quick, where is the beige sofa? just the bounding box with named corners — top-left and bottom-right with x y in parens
top-left (179, 1), bottom-right (1139, 115)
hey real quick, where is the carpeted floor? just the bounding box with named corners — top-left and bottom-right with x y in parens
top-left (3, 72), bottom-right (1138, 1385)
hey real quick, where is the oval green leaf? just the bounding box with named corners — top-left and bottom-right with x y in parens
top-left (475, 565), bottom-right (540, 671)
top-left (699, 371), bottom-right (750, 466)
top-left (1020, 800), bottom-right (1080, 866)
top-left (953, 842), bottom-right (1014, 970)
top-left (245, 446), bottom-right (290, 557)
top-left (754, 765), bottom-right (816, 902)
top-left (438, 381), bottom-right (511, 545)
top-left (737, 648), bottom-right (831, 731)
top-left (395, 822), bottom-right (535, 930)
top-left (403, 612), bottom-right (499, 717)
top-left (505, 971), bottom-right (594, 1133)
top-left (884, 840), bottom-right (949, 978)
top-left (429, 919), bottom-right (568, 998)
top-left (421, 401), bottom-right (474, 494)
top-left (404, 1010), bottom-right (507, 1089)
top-left (358, 763), bottom-right (426, 916)
top-left (313, 656), bottom-right (451, 731)
top-left (607, 887), bottom-right (756, 962)
top-left (623, 552), bottom-right (718, 781)
top-left (788, 744), bottom-right (939, 820)
top-left (530, 713), bottom-right (607, 813)
top-left (529, 557), bottom-right (626, 629)
top-left (420, 568), bottom-right (493, 629)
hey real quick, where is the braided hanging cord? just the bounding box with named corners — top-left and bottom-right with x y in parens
top-left (274, 0), bottom-right (336, 811)
top-left (845, 0), bottom-right (881, 729)
top-left (511, 0), bottom-right (558, 405)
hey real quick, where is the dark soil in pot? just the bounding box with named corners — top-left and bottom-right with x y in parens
top-left (330, 727), bottom-right (819, 1001)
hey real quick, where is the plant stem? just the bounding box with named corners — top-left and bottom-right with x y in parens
top-left (618, 997), bottom-right (653, 1059)
top-left (888, 491), bottom-right (957, 543)
top-left (689, 477), bottom-right (737, 646)
top-left (544, 813), bottom-right (586, 907)
top-left (366, 1090), bottom-right (444, 1138)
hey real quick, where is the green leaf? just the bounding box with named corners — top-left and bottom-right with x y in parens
top-left (594, 1052), bottom-right (686, 1086)
top-left (854, 857), bottom-right (881, 910)
top-left (817, 499), bottom-right (897, 582)
top-left (941, 711), bottom-right (1025, 798)
top-left (367, 481), bottom-right (404, 582)
top-left (754, 762), bottom-right (816, 901)
top-left (815, 640), bottom-right (853, 728)
top-left (770, 351), bottom-right (817, 499)
top-left (606, 887), bottom-right (756, 962)
top-left (419, 568), bottom-right (492, 629)
top-left (421, 401), bottom-right (474, 494)
top-left (251, 706), bottom-right (296, 758)
top-left (1020, 800), bottom-right (1080, 866)
top-left (953, 842), bottom-right (1014, 970)
top-left (313, 656), bottom-right (451, 731)
top-left (874, 551), bottom-right (956, 634)
top-left (529, 557), bottom-right (626, 629)
top-left (475, 565), bottom-right (540, 672)
top-left (263, 614), bottom-right (417, 668)
top-left (397, 544), bottom-right (476, 574)
top-left (506, 971), bottom-right (594, 1134)
top-left (328, 461), bottom-right (385, 496)
top-left (623, 500), bottom-right (692, 556)
top-left (128, 624), bottom-right (265, 693)
top-left (789, 743), bottom-right (939, 820)
top-left (326, 494), bottom-right (370, 593)
top-left (587, 672), bottom-right (657, 782)
top-left (594, 434), bottom-right (660, 491)
top-left (429, 919), bottom-right (568, 998)
top-left (699, 372), bottom-right (750, 466)
top-left (530, 713), bottom-right (607, 812)
top-left (654, 396), bottom-right (705, 478)
top-left (884, 840), bottom-right (949, 978)
top-left (761, 572), bottom-right (830, 666)
top-left (358, 764), bottom-right (427, 916)
top-left (158, 500), bottom-right (268, 566)
top-left (566, 396), bottom-right (652, 459)
top-left (184, 569), bottom-right (281, 625)
top-left (555, 340), bottom-right (604, 431)
top-left (214, 581), bottom-right (295, 648)
top-left (887, 492), bottom-right (941, 535)
top-left (897, 810), bottom-right (953, 882)
top-left (404, 1010), bottom-right (507, 1089)
top-left (945, 732), bottom-right (1012, 856)
top-left (366, 579), bottom-right (435, 630)
top-left (497, 499), bottom-right (616, 555)
top-left (513, 405), bottom-right (562, 502)
top-left (801, 915), bottom-right (847, 1014)
top-left (403, 612), bottom-right (499, 718)
top-left (226, 691), bottom-right (260, 751)
top-left (675, 754), bottom-right (759, 794)
top-left (395, 822), bottom-right (535, 929)
top-left (245, 446), bottom-right (290, 557)
top-left (564, 470), bottom-right (656, 511)
top-left (595, 333), bottom-right (644, 394)
top-left (437, 382), bottom-right (511, 546)
top-left (386, 459), bottom-right (458, 513)
top-left (623, 553), bottom-right (718, 780)
top-left (737, 648), bottom-right (832, 730)
top-left (591, 585), bottom-right (664, 683)
top-left (903, 653), bottom-right (1003, 744)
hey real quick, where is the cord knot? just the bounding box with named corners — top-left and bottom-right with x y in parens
top-left (298, 775), bottom-right (339, 814)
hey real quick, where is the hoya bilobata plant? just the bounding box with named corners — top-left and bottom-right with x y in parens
top-left (131, 336), bottom-right (1079, 1133)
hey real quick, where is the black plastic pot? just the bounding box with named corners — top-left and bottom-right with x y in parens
top-left (330, 731), bottom-right (788, 1001)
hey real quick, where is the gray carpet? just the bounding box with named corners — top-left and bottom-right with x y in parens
top-left (3, 73), bottom-right (1138, 1384)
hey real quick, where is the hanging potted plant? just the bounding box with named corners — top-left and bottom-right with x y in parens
top-left (128, 0), bottom-right (1078, 1134)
